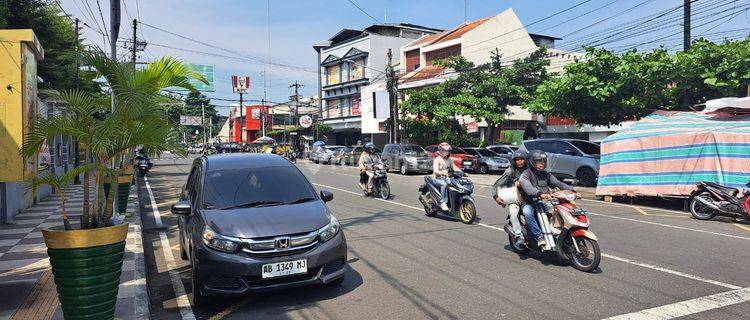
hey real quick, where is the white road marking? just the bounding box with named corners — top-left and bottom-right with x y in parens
top-left (313, 182), bottom-right (742, 291)
top-left (144, 177), bottom-right (195, 320)
top-left (604, 286), bottom-right (750, 320)
top-left (588, 212), bottom-right (750, 241)
top-left (578, 198), bottom-right (690, 215)
top-left (144, 176), bottom-right (163, 228)
top-left (602, 253), bottom-right (740, 290)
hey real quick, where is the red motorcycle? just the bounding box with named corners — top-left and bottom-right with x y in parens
top-left (505, 190), bottom-right (601, 272)
top-left (689, 180), bottom-right (750, 221)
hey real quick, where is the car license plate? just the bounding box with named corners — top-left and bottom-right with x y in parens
top-left (262, 259), bottom-right (308, 279)
top-left (462, 161), bottom-right (472, 166)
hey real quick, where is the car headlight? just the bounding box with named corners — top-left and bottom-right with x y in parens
top-left (317, 215), bottom-right (340, 242)
top-left (405, 156), bottom-right (417, 164)
top-left (202, 226), bottom-right (241, 253)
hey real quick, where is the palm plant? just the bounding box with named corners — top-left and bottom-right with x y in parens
top-left (21, 51), bottom-right (201, 229)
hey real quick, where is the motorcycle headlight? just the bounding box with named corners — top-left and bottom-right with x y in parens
top-left (202, 226), bottom-right (241, 253)
top-left (317, 215), bottom-right (340, 242)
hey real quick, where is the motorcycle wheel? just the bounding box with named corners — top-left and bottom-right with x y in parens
top-left (690, 193), bottom-right (716, 220)
top-left (569, 236), bottom-right (601, 272)
top-left (379, 181), bottom-right (390, 200)
top-left (458, 200), bottom-right (477, 224)
top-left (508, 234), bottom-right (530, 254)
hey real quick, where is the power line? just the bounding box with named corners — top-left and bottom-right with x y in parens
top-left (94, 0), bottom-right (111, 47)
top-left (344, 0), bottom-right (381, 23)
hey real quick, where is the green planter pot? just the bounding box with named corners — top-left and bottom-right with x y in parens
top-left (104, 176), bottom-right (132, 214)
top-left (43, 224), bottom-right (129, 320)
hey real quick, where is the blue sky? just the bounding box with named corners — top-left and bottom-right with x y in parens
top-left (60, 0), bottom-right (749, 115)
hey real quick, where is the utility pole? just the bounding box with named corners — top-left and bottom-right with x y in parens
top-left (201, 104), bottom-right (206, 147)
top-left (209, 117), bottom-right (213, 139)
top-left (386, 49), bottom-right (399, 143)
top-left (682, 0), bottom-right (691, 106)
top-left (261, 99), bottom-right (267, 137)
top-left (109, 0), bottom-right (121, 216)
top-left (131, 19), bottom-right (137, 67)
top-left (239, 93), bottom-right (244, 142)
top-left (289, 81), bottom-right (304, 146)
top-left (74, 18), bottom-right (81, 185)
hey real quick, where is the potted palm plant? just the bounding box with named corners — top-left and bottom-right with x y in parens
top-left (22, 51), bottom-right (201, 319)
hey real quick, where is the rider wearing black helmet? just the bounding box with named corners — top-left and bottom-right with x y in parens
top-left (518, 150), bottom-right (576, 247)
top-left (358, 142), bottom-right (382, 194)
top-left (491, 149), bottom-right (528, 247)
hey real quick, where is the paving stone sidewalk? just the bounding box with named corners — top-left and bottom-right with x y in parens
top-left (0, 182), bottom-right (149, 320)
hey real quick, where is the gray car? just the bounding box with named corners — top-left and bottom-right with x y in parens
top-left (462, 147), bottom-right (510, 174)
top-left (486, 144), bottom-right (519, 161)
top-left (381, 144), bottom-right (433, 175)
top-left (315, 145), bottom-right (344, 164)
top-left (519, 139), bottom-right (600, 187)
top-left (343, 146), bottom-right (364, 166)
top-left (172, 154), bottom-right (347, 306)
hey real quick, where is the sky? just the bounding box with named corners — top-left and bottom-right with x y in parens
top-left (59, 0), bottom-right (750, 115)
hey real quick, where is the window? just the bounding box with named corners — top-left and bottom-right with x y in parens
top-left (326, 65), bottom-right (339, 85)
top-left (350, 58), bottom-right (364, 79)
top-left (451, 147), bottom-right (466, 154)
top-left (202, 166), bottom-right (317, 209)
top-left (401, 145), bottom-right (426, 155)
top-left (490, 147), bottom-right (513, 155)
top-left (341, 62), bottom-right (350, 82)
top-left (475, 149), bottom-right (497, 157)
top-left (524, 141), bottom-right (541, 151)
top-left (537, 141), bottom-right (568, 154)
top-left (340, 97), bottom-right (351, 116)
top-left (382, 145), bottom-right (392, 154)
top-left (569, 140), bottom-right (600, 155)
top-left (463, 149), bottom-right (478, 156)
top-left (327, 99), bottom-right (340, 118)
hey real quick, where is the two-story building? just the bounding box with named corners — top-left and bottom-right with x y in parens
top-left (397, 8), bottom-right (582, 143)
top-left (313, 23), bottom-right (442, 146)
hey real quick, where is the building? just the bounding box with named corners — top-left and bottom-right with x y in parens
top-left (224, 105), bottom-right (273, 143)
top-left (313, 23), bottom-right (443, 146)
top-left (397, 9), bottom-right (582, 143)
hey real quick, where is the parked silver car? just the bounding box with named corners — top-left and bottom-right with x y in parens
top-left (462, 147), bottom-right (510, 174)
top-left (486, 144), bottom-right (519, 161)
top-left (518, 139), bottom-right (600, 187)
top-left (381, 144), bottom-right (432, 175)
top-left (315, 145), bottom-right (344, 164)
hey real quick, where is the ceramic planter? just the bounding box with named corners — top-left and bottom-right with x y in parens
top-left (103, 175), bottom-right (132, 214)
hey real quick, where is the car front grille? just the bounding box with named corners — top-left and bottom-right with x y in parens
top-left (205, 276), bottom-right (243, 290)
top-left (241, 231), bottom-right (319, 258)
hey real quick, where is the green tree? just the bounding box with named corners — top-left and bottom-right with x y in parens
top-left (183, 91), bottom-right (220, 140)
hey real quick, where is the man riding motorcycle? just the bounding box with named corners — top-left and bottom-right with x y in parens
top-left (432, 142), bottom-right (462, 211)
top-left (491, 150), bottom-right (528, 248)
top-left (518, 150), bottom-right (578, 247)
top-left (358, 143), bottom-right (383, 194)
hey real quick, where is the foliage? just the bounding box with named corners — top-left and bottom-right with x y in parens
top-left (401, 48), bottom-right (549, 143)
top-left (315, 123), bottom-right (332, 133)
top-left (528, 38), bottom-right (750, 126)
top-left (0, 0), bottom-right (99, 92)
top-left (22, 51), bottom-right (204, 229)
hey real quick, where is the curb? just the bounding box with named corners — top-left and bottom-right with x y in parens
top-left (130, 183), bottom-right (151, 320)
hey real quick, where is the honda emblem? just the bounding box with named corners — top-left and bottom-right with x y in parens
top-left (274, 237), bottom-right (291, 249)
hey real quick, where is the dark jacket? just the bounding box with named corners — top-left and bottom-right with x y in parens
top-left (519, 168), bottom-right (573, 204)
top-left (491, 165), bottom-right (526, 199)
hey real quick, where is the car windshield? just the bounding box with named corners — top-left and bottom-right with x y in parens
top-left (202, 166), bottom-right (317, 209)
top-left (476, 149), bottom-right (497, 157)
top-left (451, 147), bottom-right (466, 154)
top-left (569, 140), bottom-right (600, 155)
top-left (402, 145), bottom-right (427, 155)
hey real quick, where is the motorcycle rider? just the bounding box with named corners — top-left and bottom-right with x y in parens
top-left (518, 150), bottom-right (577, 247)
top-left (358, 142), bottom-right (382, 194)
top-left (491, 150), bottom-right (529, 248)
top-left (432, 142), bottom-right (462, 211)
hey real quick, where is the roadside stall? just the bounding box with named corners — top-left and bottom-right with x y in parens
top-left (596, 101), bottom-right (750, 198)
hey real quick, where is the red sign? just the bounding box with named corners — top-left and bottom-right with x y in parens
top-left (232, 75), bottom-right (250, 93)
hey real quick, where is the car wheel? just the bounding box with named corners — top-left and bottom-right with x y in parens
top-left (400, 163), bottom-right (408, 175)
top-left (478, 164), bottom-right (488, 174)
top-left (189, 251), bottom-right (210, 307)
top-left (576, 167), bottom-right (597, 187)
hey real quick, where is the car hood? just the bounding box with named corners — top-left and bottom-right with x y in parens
top-left (202, 200), bottom-right (331, 238)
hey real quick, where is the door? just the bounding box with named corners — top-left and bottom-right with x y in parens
top-left (179, 165), bottom-right (201, 250)
top-left (554, 141), bottom-right (581, 177)
top-left (381, 145), bottom-right (393, 167)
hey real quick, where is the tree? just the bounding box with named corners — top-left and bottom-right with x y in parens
top-left (0, 0), bottom-right (88, 91)
top-left (183, 91), bottom-right (220, 140)
top-left (527, 38), bottom-right (750, 126)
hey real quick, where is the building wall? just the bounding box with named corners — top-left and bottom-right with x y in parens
top-left (461, 8), bottom-right (537, 65)
top-left (425, 44), bottom-right (461, 66)
top-left (405, 49), bottom-right (420, 72)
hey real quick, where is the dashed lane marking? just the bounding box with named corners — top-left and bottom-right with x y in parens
top-left (604, 286), bottom-right (750, 320)
top-left (588, 212), bottom-right (750, 241)
top-left (144, 176), bottom-right (164, 228)
top-left (312, 182), bottom-right (742, 290)
top-left (632, 206), bottom-right (650, 216)
top-left (733, 223), bottom-right (750, 232)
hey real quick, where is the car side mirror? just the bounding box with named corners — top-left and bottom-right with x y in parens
top-left (171, 201), bottom-right (192, 215)
top-left (320, 190), bottom-right (334, 202)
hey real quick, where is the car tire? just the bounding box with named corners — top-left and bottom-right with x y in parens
top-left (478, 164), bottom-right (488, 174)
top-left (576, 167), bottom-right (597, 187)
top-left (189, 251), bottom-right (210, 307)
top-left (400, 163), bottom-right (409, 175)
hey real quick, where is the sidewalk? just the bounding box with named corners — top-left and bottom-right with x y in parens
top-left (0, 183), bottom-right (149, 320)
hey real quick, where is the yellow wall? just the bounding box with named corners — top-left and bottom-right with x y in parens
top-left (0, 30), bottom-right (43, 182)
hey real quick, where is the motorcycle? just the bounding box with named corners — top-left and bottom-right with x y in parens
top-left (418, 171), bottom-right (477, 224)
top-left (505, 190), bottom-right (601, 272)
top-left (136, 155), bottom-right (153, 177)
top-left (689, 180), bottom-right (750, 221)
top-left (359, 163), bottom-right (390, 199)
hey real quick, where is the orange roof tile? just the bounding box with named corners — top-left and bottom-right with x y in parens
top-left (399, 65), bottom-right (446, 84)
top-left (432, 17), bottom-right (491, 45)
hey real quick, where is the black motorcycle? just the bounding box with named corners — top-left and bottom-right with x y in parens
top-left (359, 163), bottom-right (391, 199)
top-left (136, 156), bottom-right (152, 177)
top-left (690, 180), bottom-right (750, 221)
top-left (419, 171), bottom-right (477, 224)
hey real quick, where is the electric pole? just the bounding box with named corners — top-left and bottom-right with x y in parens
top-left (239, 93), bottom-right (244, 142)
top-left (201, 104), bottom-right (206, 147)
top-left (289, 81), bottom-right (304, 146)
top-left (386, 49), bottom-right (399, 143)
top-left (682, 0), bottom-right (691, 106)
top-left (131, 19), bottom-right (137, 67)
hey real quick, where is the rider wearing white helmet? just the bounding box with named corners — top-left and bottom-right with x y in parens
top-left (432, 142), bottom-right (461, 211)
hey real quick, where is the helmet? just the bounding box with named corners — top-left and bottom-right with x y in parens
top-left (511, 150), bottom-right (528, 162)
top-left (529, 150), bottom-right (547, 170)
top-left (364, 142), bottom-right (375, 153)
top-left (437, 142), bottom-right (451, 158)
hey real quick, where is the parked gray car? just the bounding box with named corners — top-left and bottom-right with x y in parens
top-left (381, 144), bottom-right (432, 175)
top-left (462, 147), bottom-right (510, 174)
top-left (315, 145), bottom-right (344, 164)
top-left (518, 139), bottom-right (600, 187)
top-left (343, 146), bottom-right (364, 166)
top-left (486, 144), bottom-right (519, 161)
top-left (172, 154), bottom-right (346, 306)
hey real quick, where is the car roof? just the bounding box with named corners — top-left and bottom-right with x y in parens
top-left (203, 153), bottom-right (292, 171)
top-left (522, 138), bottom-right (589, 143)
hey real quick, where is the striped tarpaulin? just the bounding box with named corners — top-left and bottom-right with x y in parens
top-left (596, 111), bottom-right (750, 197)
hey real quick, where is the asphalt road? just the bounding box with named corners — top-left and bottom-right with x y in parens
top-left (138, 154), bottom-right (750, 320)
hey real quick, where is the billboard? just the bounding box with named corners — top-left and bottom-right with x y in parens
top-left (180, 115), bottom-right (203, 126)
top-left (232, 75), bottom-right (250, 93)
top-left (167, 64), bottom-right (214, 92)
